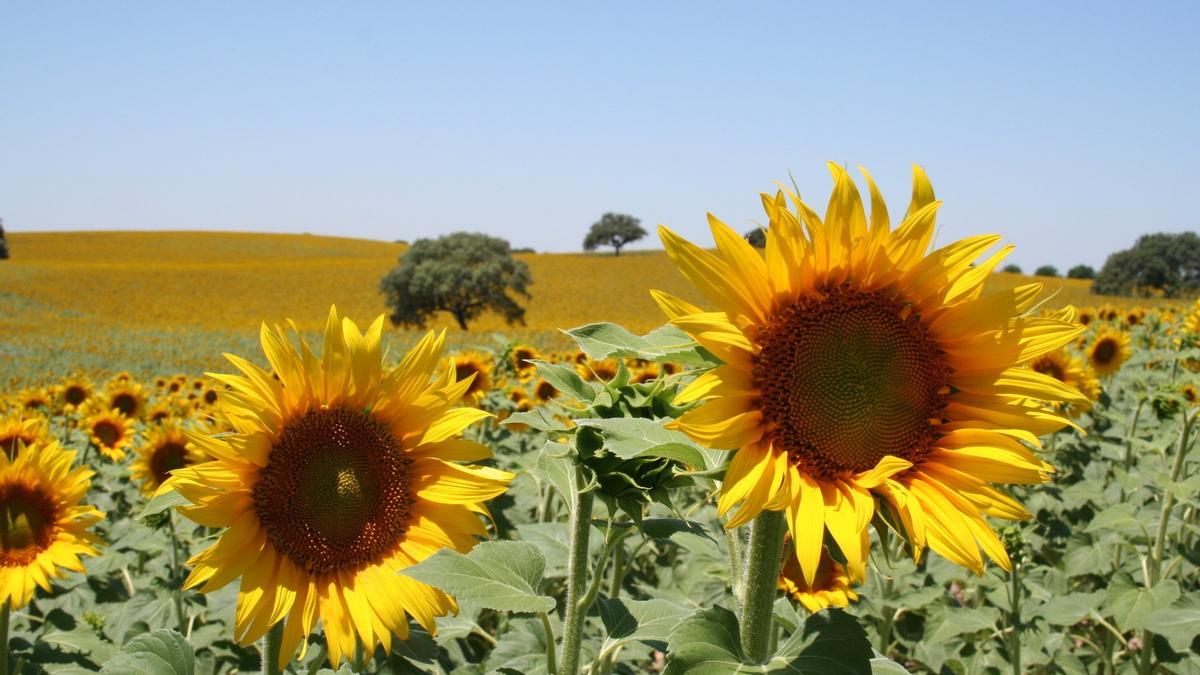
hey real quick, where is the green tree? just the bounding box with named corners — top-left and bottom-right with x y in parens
top-left (1093, 232), bottom-right (1200, 297)
top-left (744, 227), bottom-right (766, 248)
top-left (1034, 265), bottom-right (1059, 277)
top-left (583, 213), bottom-right (646, 256)
top-left (1067, 264), bottom-right (1095, 280)
top-left (1001, 264), bottom-right (1022, 274)
top-left (379, 232), bottom-right (531, 330)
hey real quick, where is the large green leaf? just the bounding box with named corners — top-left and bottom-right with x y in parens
top-left (1107, 577), bottom-right (1180, 631)
top-left (401, 540), bottom-right (555, 614)
top-left (574, 417), bottom-right (707, 467)
top-left (531, 359), bottom-right (595, 402)
top-left (1141, 597), bottom-right (1200, 651)
top-left (565, 323), bottom-right (717, 367)
top-left (598, 598), bottom-right (692, 646)
top-left (100, 630), bottom-right (193, 675)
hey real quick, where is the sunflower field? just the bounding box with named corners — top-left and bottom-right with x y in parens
top-left (0, 168), bottom-right (1198, 675)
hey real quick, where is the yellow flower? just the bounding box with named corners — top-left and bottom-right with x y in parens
top-left (103, 380), bottom-right (148, 419)
top-left (778, 545), bottom-right (858, 613)
top-left (58, 376), bottom-right (95, 412)
top-left (654, 164), bottom-right (1083, 581)
top-left (1028, 349), bottom-right (1100, 417)
top-left (1181, 384), bottom-right (1199, 406)
top-left (509, 344), bottom-right (539, 376)
top-left (130, 425), bottom-right (206, 496)
top-left (0, 439), bottom-right (103, 609)
top-left (166, 307), bottom-right (513, 669)
top-left (1088, 328), bottom-right (1131, 376)
top-left (82, 406), bottom-right (135, 461)
top-left (532, 378), bottom-right (559, 402)
top-left (0, 416), bottom-right (49, 459)
top-left (18, 389), bottom-right (51, 412)
top-left (447, 351), bottom-right (495, 407)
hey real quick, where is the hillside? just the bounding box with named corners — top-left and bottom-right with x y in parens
top-left (0, 231), bottom-right (1147, 386)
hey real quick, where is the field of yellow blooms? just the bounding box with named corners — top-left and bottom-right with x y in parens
top-left (1, 179), bottom-right (1199, 675)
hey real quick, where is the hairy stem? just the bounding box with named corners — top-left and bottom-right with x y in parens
top-left (261, 621), bottom-right (285, 675)
top-left (560, 471), bottom-right (595, 675)
top-left (739, 510), bottom-right (787, 664)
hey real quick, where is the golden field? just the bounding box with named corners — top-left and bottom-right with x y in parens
top-left (0, 230), bottom-right (1160, 386)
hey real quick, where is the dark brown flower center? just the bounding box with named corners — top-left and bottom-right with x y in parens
top-left (92, 421), bottom-right (121, 448)
top-left (64, 385), bottom-right (88, 406)
top-left (455, 362), bottom-right (486, 395)
top-left (1093, 338), bottom-right (1117, 365)
top-left (0, 483), bottom-right (57, 566)
top-left (111, 393), bottom-right (138, 416)
top-left (753, 285), bottom-right (951, 479)
top-left (150, 442), bottom-right (191, 485)
top-left (253, 408), bottom-right (413, 575)
top-left (1030, 355), bottom-right (1067, 383)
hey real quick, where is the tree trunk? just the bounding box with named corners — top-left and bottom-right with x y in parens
top-left (613, 244), bottom-right (621, 257)
top-left (454, 313), bottom-right (469, 330)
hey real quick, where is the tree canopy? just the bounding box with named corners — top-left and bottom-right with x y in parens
top-left (1001, 264), bottom-right (1022, 274)
top-left (1093, 232), bottom-right (1200, 298)
top-left (1034, 265), bottom-right (1059, 278)
top-left (379, 232), bottom-right (531, 330)
top-left (1067, 264), bottom-right (1095, 280)
top-left (583, 213), bottom-right (646, 256)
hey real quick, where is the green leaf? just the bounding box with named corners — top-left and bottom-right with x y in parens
top-left (574, 417), bottom-right (707, 467)
top-left (869, 655), bottom-right (912, 674)
top-left (401, 540), bottom-right (555, 614)
top-left (41, 627), bottom-right (116, 664)
top-left (100, 629), bottom-right (194, 675)
top-left (924, 606), bottom-right (1001, 645)
top-left (598, 598), bottom-right (691, 645)
top-left (565, 323), bottom-right (717, 367)
top-left (1034, 591), bottom-right (1105, 626)
top-left (531, 360), bottom-right (595, 402)
top-left (501, 408), bottom-right (571, 432)
top-left (137, 489), bottom-right (189, 519)
top-left (1141, 601), bottom-right (1200, 651)
top-left (663, 605), bottom-right (748, 674)
top-left (639, 518), bottom-right (715, 543)
top-left (1107, 577), bottom-right (1180, 631)
top-left (1085, 503), bottom-right (1142, 536)
top-left (534, 441), bottom-right (579, 514)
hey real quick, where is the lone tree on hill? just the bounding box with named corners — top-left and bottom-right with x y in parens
top-left (744, 227), bottom-right (766, 248)
top-left (583, 213), bottom-right (646, 256)
top-left (1093, 232), bottom-right (1200, 298)
top-left (1067, 264), bottom-right (1096, 280)
top-left (0, 219), bottom-right (8, 260)
top-left (1035, 265), bottom-right (1059, 278)
top-left (1001, 264), bottom-right (1022, 274)
top-left (379, 232), bottom-right (532, 330)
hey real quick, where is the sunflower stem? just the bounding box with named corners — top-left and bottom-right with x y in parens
top-left (166, 512), bottom-right (187, 635)
top-left (0, 600), bottom-right (9, 675)
top-left (261, 621), bottom-right (284, 675)
top-left (1008, 560), bottom-right (1022, 675)
top-left (725, 525), bottom-right (746, 612)
top-left (539, 611), bottom-right (558, 675)
top-left (739, 509), bottom-right (787, 664)
top-left (560, 469), bottom-right (594, 675)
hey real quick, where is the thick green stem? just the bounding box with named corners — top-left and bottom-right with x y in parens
top-left (560, 474), bottom-right (595, 675)
top-left (1009, 561), bottom-right (1022, 675)
top-left (726, 525), bottom-right (746, 611)
top-left (608, 539), bottom-right (626, 601)
top-left (0, 600), bottom-right (9, 675)
top-left (166, 512), bottom-right (187, 635)
top-left (739, 510), bottom-right (787, 664)
top-left (261, 621), bottom-right (285, 675)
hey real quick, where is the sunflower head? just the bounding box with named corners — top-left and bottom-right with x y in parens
top-left (18, 389), bottom-right (50, 412)
top-left (58, 376), bottom-right (95, 412)
top-left (507, 344), bottom-right (539, 376)
top-left (532, 378), bottom-right (559, 402)
top-left (104, 380), bottom-right (147, 419)
top-left (654, 164), bottom-right (1082, 581)
top-left (778, 544), bottom-right (859, 614)
top-left (0, 416), bottom-right (50, 459)
top-left (166, 307), bottom-right (512, 670)
top-left (81, 405), bottom-right (135, 461)
top-left (1088, 328), bottom-right (1132, 376)
top-left (447, 351), bottom-right (495, 407)
top-left (131, 426), bottom-right (205, 496)
top-left (0, 438), bottom-right (104, 609)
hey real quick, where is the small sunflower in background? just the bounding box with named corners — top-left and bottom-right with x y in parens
top-left (165, 307), bottom-right (512, 670)
top-left (0, 439), bottom-right (104, 610)
top-left (508, 343), bottom-right (540, 379)
top-left (18, 389), bottom-right (51, 412)
top-left (1181, 384), bottom-right (1199, 406)
top-left (58, 376), bottom-right (95, 412)
top-left (146, 401), bottom-right (175, 425)
top-left (0, 416), bottom-right (49, 459)
top-left (1077, 307), bottom-right (1096, 327)
top-left (448, 351), bottom-right (495, 407)
top-left (532, 378), bottom-right (559, 402)
top-left (1028, 348), bottom-right (1099, 418)
top-left (81, 405), bottom-right (135, 461)
top-left (579, 358), bottom-right (619, 382)
top-left (131, 425), bottom-right (204, 496)
top-left (103, 380), bottom-right (148, 419)
top-left (778, 544), bottom-right (859, 613)
top-left (1089, 328), bottom-right (1132, 377)
top-left (167, 376), bottom-right (187, 395)
top-left (654, 164), bottom-right (1084, 582)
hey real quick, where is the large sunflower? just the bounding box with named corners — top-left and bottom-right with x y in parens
top-left (130, 426), bottom-right (206, 496)
top-left (165, 307), bottom-right (513, 669)
top-left (654, 164), bottom-right (1084, 582)
top-left (1088, 328), bottom-right (1131, 376)
top-left (0, 439), bottom-right (104, 609)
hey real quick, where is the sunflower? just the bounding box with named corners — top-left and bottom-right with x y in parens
top-left (59, 376), bottom-right (95, 412)
top-left (532, 378), bottom-right (559, 402)
top-left (653, 164), bottom-right (1084, 581)
top-left (82, 406), bottom-right (135, 461)
top-left (165, 308), bottom-right (512, 669)
top-left (448, 351), bottom-right (495, 407)
top-left (130, 426), bottom-right (205, 496)
top-left (18, 389), bottom-right (51, 412)
top-left (0, 439), bottom-right (104, 609)
top-left (1182, 384), bottom-right (1199, 406)
top-left (167, 376), bottom-right (187, 395)
top-left (146, 401), bottom-right (176, 425)
top-left (104, 380), bottom-right (148, 419)
top-left (579, 358), bottom-right (619, 382)
top-left (1077, 308), bottom-right (1096, 327)
top-left (778, 544), bottom-right (858, 613)
top-left (509, 344), bottom-right (539, 376)
top-left (0, 416), bottom-right (49, 459)
top-left (1088, 328), bottom-right (1131, 376)
top-left (1028, 349), bottom-right (1098, 418)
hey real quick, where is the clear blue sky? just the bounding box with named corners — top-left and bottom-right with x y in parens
top-left (2, 2), bottom-right (1197, 269)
